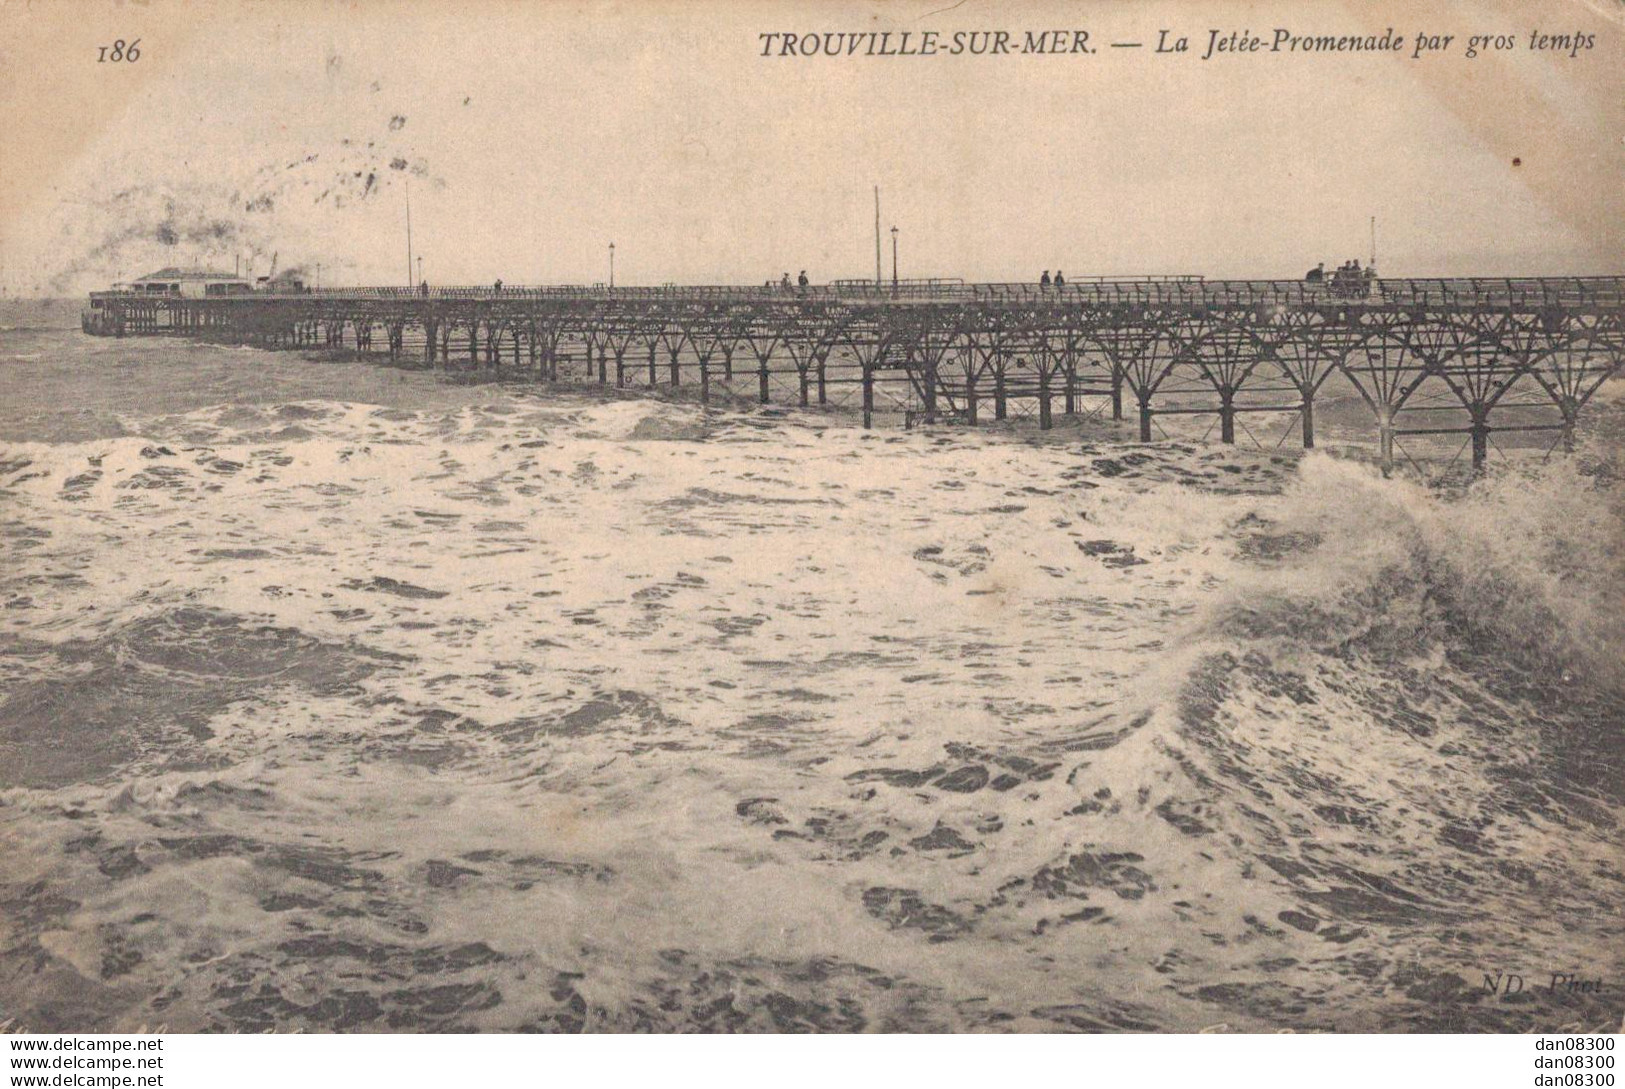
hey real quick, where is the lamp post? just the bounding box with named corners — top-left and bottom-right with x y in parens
top-left (890, 226), bottom-right (899, 292)
top-left (416, 255), bottom-right (423, 289)
top-left (608, 242), bottom-right (616, 290)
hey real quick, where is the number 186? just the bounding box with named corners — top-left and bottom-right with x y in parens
top-left (97, 39), bottom-right (141, 62)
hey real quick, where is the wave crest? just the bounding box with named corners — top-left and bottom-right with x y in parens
top-left (1210, 449), bottom-right (1625, 691)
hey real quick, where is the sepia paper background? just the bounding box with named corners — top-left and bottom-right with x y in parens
top-left (2, 0), bottom-right (1621, 293)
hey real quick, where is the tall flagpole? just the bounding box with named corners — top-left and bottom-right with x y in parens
top-left (405, 180), bottom-right (414, 287)
top-left (874, 186), bottom-right (881, 285)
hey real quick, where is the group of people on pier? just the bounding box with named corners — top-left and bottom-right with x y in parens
top-left (1306, 260), bottom-right (1377, 297)
top-left (1039, 270), bottom-right (1068, 288)
top-left (767, 271), bottom-right (812, 292)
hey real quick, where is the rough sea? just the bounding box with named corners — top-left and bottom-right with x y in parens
top-left (1, 298), bottom-right (1621, 1032)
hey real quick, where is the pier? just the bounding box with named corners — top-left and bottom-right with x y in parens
top-left (83, 275), bottom-right (1625, 472)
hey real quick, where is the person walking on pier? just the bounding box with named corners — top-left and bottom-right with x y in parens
top-left (493, 279), bottom-right (503, 294)
top-left (798, 270), bottom-right (809, 291)
top-left (781, 272), bottom-right (792, 291)
top-left (1040, 270), bottom-right (1051, 288)
top-left (1306, 262), bottom-right (1325, 282)
top-left (1054, 270), bottom-right (1066, 288)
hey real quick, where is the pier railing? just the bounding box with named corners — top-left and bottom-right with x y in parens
top-left (243, 276), bottom-right (1625, 308)
top-left (89, 275), bottom-right (1625, 311)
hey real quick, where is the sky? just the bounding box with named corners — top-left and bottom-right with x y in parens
top-left (1, 0), bottom-right (1621, 293)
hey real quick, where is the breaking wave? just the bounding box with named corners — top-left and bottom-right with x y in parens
top-left (1209, 450), bottom-right (1625, 694)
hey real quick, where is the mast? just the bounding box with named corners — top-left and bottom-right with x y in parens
top-left (1370, 215), bottom-right (1377, 268)
top-left (874, 186), bottom-right (881, 285)
top-left (405, 180), bottom-right (414, 287)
